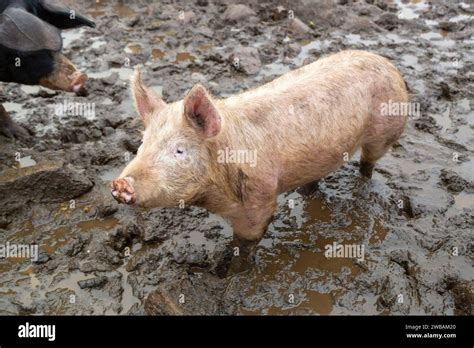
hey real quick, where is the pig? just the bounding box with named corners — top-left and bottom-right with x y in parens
top-left (0, 0), bottom-right (95, 138)
top-left (111, 50), bottom-right (408, 274)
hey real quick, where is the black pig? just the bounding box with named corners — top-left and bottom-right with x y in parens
top-left (0, 0), bottom-right (95, 138)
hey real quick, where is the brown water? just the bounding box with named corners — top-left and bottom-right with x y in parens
top-left (173, 52), bottom-right (197, 64)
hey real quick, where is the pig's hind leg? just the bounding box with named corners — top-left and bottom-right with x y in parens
top-left (298, 180), bottom-right (320, 196)
top-left (360, 71), bottom-right (409, 178)
top-left (359, 116), bottom-right (407, 179)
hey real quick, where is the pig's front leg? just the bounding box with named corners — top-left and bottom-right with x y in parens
top-left (0, 104), bottom-right (28, 139)
top-left (214, 197), bottom-right (277, 277)
top-left (213, 234), bottom-right (259, 278)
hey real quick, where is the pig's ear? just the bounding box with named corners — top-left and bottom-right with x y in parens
top-left (38, 1), bottom-right (96, 29)
top-left (131, 70), bottom-right (166, 126)
top-left (184, 84), bottom-right (221, 138)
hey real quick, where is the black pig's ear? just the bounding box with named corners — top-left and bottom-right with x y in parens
top-left (131, 69), bottom-right (166, 126)
top-left (184, 84), bottom-right (221, 138)
top-left (37, 0), bottom-right (96, 29)
top-left (0, 7), bottom-right (62, 52)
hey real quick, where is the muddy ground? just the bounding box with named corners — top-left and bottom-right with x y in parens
top-left (0, 0), bottom-right (472, 315)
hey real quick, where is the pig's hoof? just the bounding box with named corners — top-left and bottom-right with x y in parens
top-left (0, 122), bottom-right (29, 139)
top-left (212, 245), bottom-right (234, 278)
top-left (359, 161), bottom-right (375, 179)
top-left (227, 255), bottom-right (253, 276)
top-left (111, 177), bottom-right (136, 204)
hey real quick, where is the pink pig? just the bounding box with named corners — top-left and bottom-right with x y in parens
top-left (111, 50), bottom-right (408, 272)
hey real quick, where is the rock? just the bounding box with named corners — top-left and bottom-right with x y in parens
top-left (270, 5), bottom-right (288, 21)
top-left (97, 203), bottom-right (118, 218)
top-left (103, 126), bottom-right (115, 137)
top-left (37, 89), bottom-right (57, 98)
top-left (170, 238), bottom-right (209, 266)
top-left (287, 42), bottom-right (302, 57)
top-left (107, 54), bottom-right (124, 65)
top-left (108, 222), bottom-right (141, 251)
top-left (34, 251), bottom-right (50, 264)
top-left (0, 161), bottom-right (93, 213)
top-left (375, 13), bottom-right (400, 31)
top-left (439, 82), bottom-right (452, 101)
top-left (439, 169), bottom-right (472, 193)
top-left (101, 72), bottom-right (119, 85)
top-left (144, 274), bottom-right (225, 315)
top-left (61, 235), bottom-right (90, 257)
top-left (125, 16), bottom-right (140, 28)
top-left (102, 272), bottom-right (123, 302)
top-left (141, 220), bottom-right (169, 243)
top-left (229, 46), bottom-right (261, 75)
top-left (191, 72), bottom-right (206, 83)
top-left (223, 4), bottom-right (256, 23)
top-left (0, 216), bottom-right (10, 229)
top-left (446, 278), bottom-right (473, 316)
top-left (78, 276), bottom-right (108, 289)
top-left (195, 26), bottom-right (214, 38)
top-left (180, 10), bottom-right (196, 24)
top-left (289, 17), bottom-right (311, 34)
top-left (439, 21), bottom-right (462, 32)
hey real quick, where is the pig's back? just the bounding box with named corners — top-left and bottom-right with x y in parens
top-left (220, 50), bottom-right (408, 191)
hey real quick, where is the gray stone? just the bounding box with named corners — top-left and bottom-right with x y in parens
top-left (229, 46), bottom-right (261, 75)
top-left (223, 4), bottom-right (256, 23)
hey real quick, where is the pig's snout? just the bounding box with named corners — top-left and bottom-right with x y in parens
top-left (111, 177), bottom-right (136, 205)
top-left (68, 71), bottom-right (88, 93)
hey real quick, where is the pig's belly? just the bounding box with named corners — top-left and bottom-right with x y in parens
top-left (276, 138), bottom-right (363, 193)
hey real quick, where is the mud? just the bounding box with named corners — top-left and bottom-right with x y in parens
top-left (0, 0), bottom-right (472, 315)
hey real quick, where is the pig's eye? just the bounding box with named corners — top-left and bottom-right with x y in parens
top-left (176, 146), bottom-right (186, 156)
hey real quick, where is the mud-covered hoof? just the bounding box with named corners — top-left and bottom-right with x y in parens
top-left (111, 177), bottom-right (136, 205)
top-left (298, 180), bottom-right (320, 196)
top-left (212, 242), bottom-right (255, 278)
top-left (0, 121), bottom-right (29, 139)
top-left (226, 255), bottom-right (253, 276)
top-left (359, 160), bottom-right (375, 179)
top-left (212, 245), bottom-right (234, 279)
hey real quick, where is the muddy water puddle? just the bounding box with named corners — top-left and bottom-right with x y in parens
top-left (151, 48), bottom-right (166, 60)
top-left (124, 43), bottom-right (143, 55)
top-left (0, 197), bottom-right (127, 314)
top-left (172, 52), bottom-right (197, 64)
top-left (14, 156), bottom-right (37, 169)
top-left (240, 187), bottom-right (390, 315)
top-left (88, 0), bottom-right (137, 18)
top-left (394, 0), bottom-right (430, 20)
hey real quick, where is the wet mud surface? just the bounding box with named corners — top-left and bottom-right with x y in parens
top-left (0, 0), bottom-right (472, 315)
